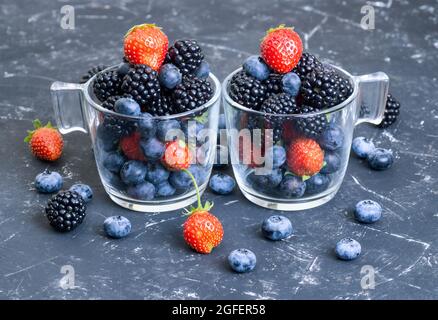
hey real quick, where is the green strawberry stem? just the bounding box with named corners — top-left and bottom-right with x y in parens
top-left (24, 119), bottom-right (55, 143)
top-left (182, 168), bottom-right (213, 214)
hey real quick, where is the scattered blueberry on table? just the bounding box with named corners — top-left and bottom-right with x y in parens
top-left (228, 249), bottom-right (257, 273)
top-left (261, 215), bottom-right (293, 241)
top-left (69, 183), bottom-right (93, 203)
top-left (367, 148), bottom-right (394, 170)
top-left (335, 238), bottom-right (361, 261)
top-left (352, 136), bottom-right (375, 159)
top-left (355, 200), bottom-right (382, 223)
top-left (35, 169), bottom-right (63, 193)
top-left (104, 216), bottom-right (132, 239)
top-left (209, 173), bottom-right (236, 195)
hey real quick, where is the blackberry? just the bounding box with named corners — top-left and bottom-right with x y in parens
top-left (150, 94), bottom-right (175, 116)
top-left (295, 105), bottom-right (328, 139)
top-left (121, 64), bottom-right (161, 111)
top-left (45, 191), bottom-right (87, 232)
top-left (260, 93), bottom-right (297, 115)
top-left (292, 52), bottom-right (323, 79)
top-left (93, 70), bottom-right (122, 102)
top-left (379, 93), bottom-right (400, 128)
top-left (263, 126), bottom-right (283, 145)
top-left (165, 40), bottom-right (204, 75)
top-left (80, 65), bottom-right (108, 83)
top-left (101, 93), bottom-right (133, 111)
top-left (229, 71), bottom-right (266, 110)
top-left (300, 67), bottom-right (353, 110)
top-left (262, 73), bottom-right (283, 98)
top-left (172, 76), bottom-right (213, 113)
top-left (100, 115), bottom-right (135, 139)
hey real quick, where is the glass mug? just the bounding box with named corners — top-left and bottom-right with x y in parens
top-left (222, 65), bottom-right (389, 211)
top-left (50, 65), bottom-right (221, 212)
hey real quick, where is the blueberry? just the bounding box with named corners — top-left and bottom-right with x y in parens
top-left (352, 137), bottom-right (375, 159)
top-left (35, 170), bottom-right (63, 193)
top-left (264, 145), bottom-right (286, 168)
top-left (182, 120), bottom-right (205, 143)
top-left (218, 114), bottom-right (226, 130)
top-left (156, 181), bottom-right (176, 197)
top-left (319, 125), bottom-right (344, 151)
top-left (114, 97), bottom-right (141, 116)
top-left (320, 151), bottom-right (341, 174)
top-left (305, 173), bottom-right (330, 195)
top-left (104, 216), bottom-right (132, 239)
top-left (209, 173), bottom-right (235, 195)
top-left (261, 215), bottom-right (293, 241)
top-left (69, 183), bottom-right (93, 202)
top-left (282, 72), bottom-right (301, 97)
top-left (127, 181), bottom-right (156, 200)
top-left (367, 148), bottom-right (394, 170)
top-left (189, 164), bottom-right (209, 186)
top-left (138, 112), bottom-right (156, 139)
top-left (120, 160), bottom-right (148, 185)
top-left (116, 63), bottom-right (131, 78)
top-left (157, 119), bottom-right (181, 142)
top-left (242, 56), bottom-right (270, 81)
top-left (158, 63), bottom-right (182, 89)
top-left (103, 151), bottom-right (125, 173)
top-left (96, 124), bottom-right (119, 151)
top-left (228, 249), bottom-right (257, 273)
top-left (355, 200), bottom-right (382, 223)
top-left (335, 238), bottom-right (361, 261)
top-left (278, 175), bottom-right (306, 198)
top-left (146, 162), bottom-right (170, 185)
top-left (214, 145), bottom-right (229, 169)
top-left (194, 61), bottom-right (210, 79)
top-left (249, 169), bottom-right (283, 189)
top-left (169, 170), bottom-right (192, 189)
top-left (140, 137), bottom-right (165, 161)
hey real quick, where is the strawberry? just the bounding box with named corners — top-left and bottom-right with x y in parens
top-left (260, 24), bottom-right (303, 74)
top-left (120, 131), bottom-right (146, 161)
top-left (287, 137), bottom-right (324, 176)
top-left (183, 208), bottom-right (224, 254)
top-left (161, 140), bottom-right (192, 171)
top-left (124, 23), bottom-right (168, 71)
top-left (24, 119), bottom-right (63, 161)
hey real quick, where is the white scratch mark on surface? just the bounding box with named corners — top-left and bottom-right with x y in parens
top-left (301, 5), bottom-right (363, 28)
top-left (134, 216), bottom-right (181, 239)
top-left (4, 256), bottom-right (60, 278)
top-left (363, 225), bottom-right (430, 249)
top-left (224, 200), bottom-right (239, 206)
top-left (367, 0), bottom-right (393, 8)
top-left (303, 16), bottom-right (328, 49)
top-left (2, 232), bottom-right (17, 243)
top-left (398, 150), bottom-right (438, 159)
top-left (242, 291), bottom-right (274, 300)
top-left (198, 42), bottom-right (252, 56)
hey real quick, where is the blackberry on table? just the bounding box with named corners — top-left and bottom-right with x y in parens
top-left (262, 73), bottom-right (283, 98)
top-left (121, 64), bottom-right (161, 111)
top-left (165, 40), bottom-right (204, 75)
top-left (45, 191), bottom-right (87, 232)
top-left (80, 65), bottom-right (108, 83)
top-left (172, 75), bottom-right (213, 113)
top-left (300, 67), bottom-right (353, 110)
top-left (295, 105), bottom-right (328, 139)
top-left (292, 52), bottom-right (323, 79)
top-left (379, 93), bottom-right (401, 128)
top-left (229, 70), bottom-right (267, 110)
top-left (93, 70), bottom-right (122, 102)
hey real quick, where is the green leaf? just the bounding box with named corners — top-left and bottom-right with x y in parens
top-left (194, 111), bottom-right (209, 125)
top-left (302, 175), bottom-right (311, 181)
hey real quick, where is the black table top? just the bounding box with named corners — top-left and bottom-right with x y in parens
top-left (0, 0), bottom-right (437, 299)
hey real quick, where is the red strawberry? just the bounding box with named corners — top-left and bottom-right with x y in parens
top-left (287, 138), bottom-right (324, 176)
top-left (161, 140), bottom-right (192, 171)
top-left (24, 119), bottom-right (63, 161)
top-left (260, 25), bottom-right (303, 74)
top-left (124, 23), bottom-right (168, 71)
top-left (183, 208), bottom-right (224, 254)
top-left (120, 131), bottom-right (146, 161)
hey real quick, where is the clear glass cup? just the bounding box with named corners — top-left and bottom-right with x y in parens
top-left (222, 65), bottom-right (389, 211)
top-left (50, 65), bottom-right (221, 212)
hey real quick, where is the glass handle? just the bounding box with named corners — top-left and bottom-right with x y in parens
top-left (353, 72), bottom-right (389, 126)
top-left (50, 82), bottom-right (88, 134)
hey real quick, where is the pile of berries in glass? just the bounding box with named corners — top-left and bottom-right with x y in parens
top-left (224, 25), bottom-right (398, 208)
top-left (89, 24), bottom-right (219, 209)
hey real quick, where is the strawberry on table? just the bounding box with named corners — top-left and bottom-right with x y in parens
top-left (287, 137), bottom-right (324, 177)
top-left (124, 23), bottom-right (169, 71)
top-left (24, 119), bottom-right (63, 161)
top-left (260, 24), bottom-right (303, 74)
